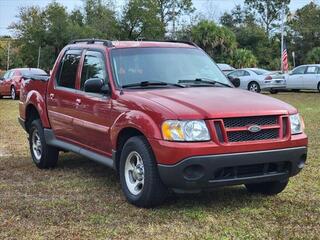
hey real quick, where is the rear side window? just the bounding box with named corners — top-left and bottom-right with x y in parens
top-left (57, 50), bottom-right (81, 89)
top-left (80, 51), bottom-right (107, 90)
top-left (306, 66), bottom-right (318, 74)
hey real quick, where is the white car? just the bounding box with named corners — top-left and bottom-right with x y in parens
top-left (286, 65), bottom-right (320, 92)
top-left (217, 63), bottom-right (235, 75)
top-left (227, 68), bottom-right (286, 93)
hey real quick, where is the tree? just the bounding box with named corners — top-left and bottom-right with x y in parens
top-left (289, 2), bottom-right (320, 65)
top-left (156, 0), bottom-right (194, 29)
top-left (307, 47), bottom-right (320, 64)
top-left (220, 5), bottom-right (255, 29)
top-left (10, 6), bottom-right (46, 67)
top-left (244, 0), bottom-right (290, 35)
top-left (230, 48), bottom-right (257, 69)
top-left (121, 0), bottom-right (165, 40)
top-left (190, 20), bottom-right (237, 62)
top-left (84, 0), bottom-right (120, 38)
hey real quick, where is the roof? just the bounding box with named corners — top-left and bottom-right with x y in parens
top-left (111, 41), bottom-right (196, 49)
top-left (69, 39), bottom-right (197, 49)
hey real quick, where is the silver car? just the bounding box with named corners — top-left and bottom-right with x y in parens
top-left (227, 68), bottom-right (286, 93)
top-left (286, 64), bottom-right (320, 92)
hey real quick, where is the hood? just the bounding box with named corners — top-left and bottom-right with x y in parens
top-left (128, 87), bottom-right (297, 119)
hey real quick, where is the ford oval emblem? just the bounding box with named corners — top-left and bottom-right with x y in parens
top-left (248, 125), bottom-right (262, 133)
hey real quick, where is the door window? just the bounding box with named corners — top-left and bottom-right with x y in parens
top-left (292, 66), bottom-right (306, 75)
top-left (57, 50), bottom-right (81, 89)
top-left (228, 71), bottom-right (239, 78)
top-left (80, 51), bottom-right (107, 91)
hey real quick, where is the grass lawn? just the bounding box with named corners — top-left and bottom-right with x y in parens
top-left (0, 92), bottom-right (319, 239)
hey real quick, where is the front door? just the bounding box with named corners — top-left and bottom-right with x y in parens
top-left (287, 66), bottom-right (306, 89)
top-left (47, 49), bottom-right (83, 143)
top-left (72, 50), bottom-right (113, 156)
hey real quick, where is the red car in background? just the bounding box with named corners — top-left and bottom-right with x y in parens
top-left (0, 68), bottom-right (47, 100)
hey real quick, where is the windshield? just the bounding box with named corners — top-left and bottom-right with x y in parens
top-left (111, 47), bottom-right (230, 88)
top-left (251, 69), bottom-right (270, 75)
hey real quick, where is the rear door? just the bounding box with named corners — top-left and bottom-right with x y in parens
top-left (72, 50), bottom-right (113, 155)
top-left (47, 49), bottom-right (82, 142)
top-left (287, 66), bottom-right (306, 89)
top-left (304, 66), bottom-right (319, 90)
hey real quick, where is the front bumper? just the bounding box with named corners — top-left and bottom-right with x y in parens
top-left (158, 146), bottom-right (307, 190)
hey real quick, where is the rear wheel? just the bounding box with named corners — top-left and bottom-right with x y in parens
top-left (248, 82), bottom-right (261, 93)
top-left (29, 119), bottom-right (59, 169)
top-left (317, 82), bottom-right (320, 92)
top-left (119, 136), bottom-right (168, 208)
top-left (245, 180), bottom-right (288, 195)
top-left (270, 89), bottom-right (278, 94)
top-left (11, 86), bottom-right (17, 100)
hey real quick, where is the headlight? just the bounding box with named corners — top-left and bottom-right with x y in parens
top-left (162, 120), bottom-right (210, 141)
top-left (290, 113), bottom-right (303, 135)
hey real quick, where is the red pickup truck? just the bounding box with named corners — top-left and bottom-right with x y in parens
top-left (19, 39), bottom-right (308, 207)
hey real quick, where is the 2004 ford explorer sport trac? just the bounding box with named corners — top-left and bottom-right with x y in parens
top-left (18, 39), bottom-right (308, 207)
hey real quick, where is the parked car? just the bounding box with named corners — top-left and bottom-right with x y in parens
top-left (18, 39), bottom-right (308, 208)
top-left (0, 68), bottom-right (47, 100)
top-left (286, 64), bottom-right (320, 92)
top-left (217, 63), bottom-right (235, 75)
top-left (227, 68), bottom-right (286, 93)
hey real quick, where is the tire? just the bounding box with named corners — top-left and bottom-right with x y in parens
top-left (29, 119), bottom-right (59, 169)
top-left (119, 136), bottom-right (168, 208)
top-left (270, 89), bottom-right (278, 94)
top-left (317, 82), bottom-right (320, 93)
top-left (245, 180), bottom-right (288, 195)
top-left (248, 82), bottom-right (261, 93)
top-left (292, 89), bottom-right (300, 92)
top-left (11, 86), bottom-right (17, 100)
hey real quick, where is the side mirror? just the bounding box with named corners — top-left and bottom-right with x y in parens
top-left (84, 78), bottom-right (110, 94)
top-left (0, 77), bottom-right (4, 81)
top-left (228, 76), bottom-right (240, 88)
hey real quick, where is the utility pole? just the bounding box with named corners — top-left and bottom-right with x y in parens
top-left (37, 46), bottom-right (41, 68)
top-left (6, 41), bottom-right (10, 71)
top-left (280, 2), bottom-right (285, 72)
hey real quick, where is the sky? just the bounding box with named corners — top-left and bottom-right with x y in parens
top-left (0, 0), bottom-right (317, 36)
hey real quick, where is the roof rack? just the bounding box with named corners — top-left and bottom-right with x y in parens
top-left (163, 40), bottom-right (198, 47)
top-left (69, 39), bottom-right (114, 47)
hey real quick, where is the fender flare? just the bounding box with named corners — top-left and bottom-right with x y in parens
top-left (110, 110), bottom-right (162, 150)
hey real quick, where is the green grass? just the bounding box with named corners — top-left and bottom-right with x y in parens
top-left (0, 92), bottom-right (319, 239)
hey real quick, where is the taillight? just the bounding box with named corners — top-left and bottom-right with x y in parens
top-left (264, 75), bottom-right (272, 80)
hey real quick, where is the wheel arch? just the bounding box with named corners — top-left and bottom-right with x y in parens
top-left (25, 104), bottom-right (41, 133)
top-left (114, 127), bottom-right (145, 172)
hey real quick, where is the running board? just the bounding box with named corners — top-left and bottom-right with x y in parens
top-left (44, 129), bottom-right (115, 169)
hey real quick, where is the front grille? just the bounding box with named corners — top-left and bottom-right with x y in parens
top-left (224, 116), bottom-right (278, 128)
top-left (212, 162), bottom-right (290, 180)
top-left (227, 129), bottom-right (279, 142)
top-left (219, 115), bottom-right (280, 143)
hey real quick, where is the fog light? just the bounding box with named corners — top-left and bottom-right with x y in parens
top-left (183, 165), bottom-right (204, 180)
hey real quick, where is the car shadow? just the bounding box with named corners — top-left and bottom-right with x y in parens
top-left (55, 152), bottom-right (268, 209)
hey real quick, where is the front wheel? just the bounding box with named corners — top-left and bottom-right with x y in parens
top-left (11, 86), bottom-right (17, 100)
top-left (270, 89), bottom-right (278, 94)
top-left (248, 82), bottom-right (261, 93)
top-left (245, 180), bottom-right (288, 195)
top-left (119, 136), bottom-right (168, 208)
top-left (317, 83), bottom-right (320, 92)
top-left (29, 119), bottom-right (59, 169)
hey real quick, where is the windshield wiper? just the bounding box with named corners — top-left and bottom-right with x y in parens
top-left (178, 78), bottom-right (232, 88)
top-left (122, 81), bottom-right (185, 88)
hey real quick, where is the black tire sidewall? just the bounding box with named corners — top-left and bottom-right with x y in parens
top-left (119, 136), bottom-right (167, 207)
top-left (29, 119), bottom-right (58, 169)
top-left (249, 82), bottom-right (261, 93)
top-left (11, 86), bottom-right (16, 100)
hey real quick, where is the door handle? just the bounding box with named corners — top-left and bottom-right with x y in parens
top-left (49, 93), bottom-right (55, 99)
top-left (76, 98), bottom-right (81, 105)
